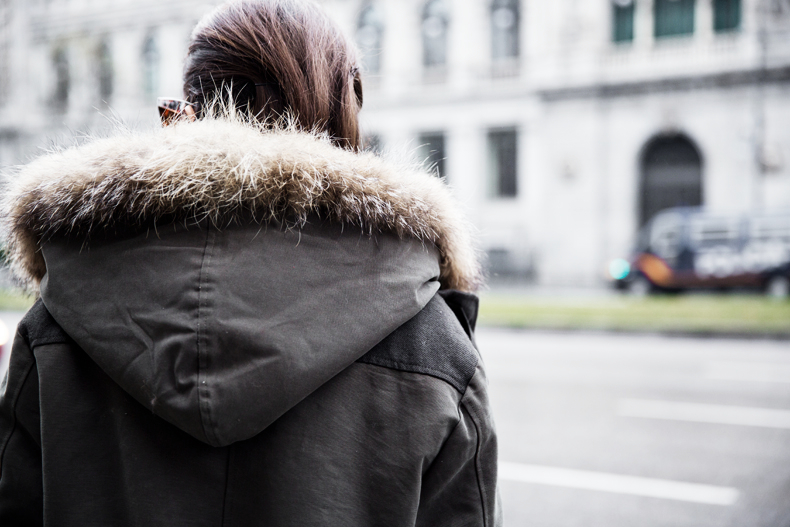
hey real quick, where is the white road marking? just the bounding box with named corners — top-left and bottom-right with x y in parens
top-left (618, 398), bottom-right (790, 429)
top-left (704, 361), bottom-right (790, 384)
top-left (499, 462), bottom-right (739, 506)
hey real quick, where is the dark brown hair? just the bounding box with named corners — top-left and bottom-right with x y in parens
top-left (183, 0), bottom-right (363, 149)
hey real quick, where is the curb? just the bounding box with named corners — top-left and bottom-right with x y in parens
top-left (477, 323), bottom-right (790, 341)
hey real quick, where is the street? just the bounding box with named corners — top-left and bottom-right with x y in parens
top-left (480, 328), bottom-right (790, 527)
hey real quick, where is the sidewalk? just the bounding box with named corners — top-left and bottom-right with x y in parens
top-left (484, 280), bottom-right (617, 299)
top-left (478, 283), bottom-right (790, 339)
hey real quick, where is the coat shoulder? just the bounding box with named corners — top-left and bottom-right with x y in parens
top-left (17, 300), bottom-right (70, 348)
top-left (357, 292), bottom-right (479, 393)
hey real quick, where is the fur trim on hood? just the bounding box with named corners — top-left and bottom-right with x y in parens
top-left (1, 116), bottom-right (481, 292)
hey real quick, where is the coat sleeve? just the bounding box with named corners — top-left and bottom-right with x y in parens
top-left (0, 328), bottom-right (44, 527)
top-left (416, 363), bottom-right (503, 527)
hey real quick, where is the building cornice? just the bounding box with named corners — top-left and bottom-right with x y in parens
top-left (363, 64), bottom-right (790, 111)
top-left (28, 2), bottom-right (211, 41)
top-left (537, 65), bottom-right (790, 101)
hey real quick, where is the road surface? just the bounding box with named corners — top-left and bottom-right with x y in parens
top-left (480, 328), bottom-right (790, 527)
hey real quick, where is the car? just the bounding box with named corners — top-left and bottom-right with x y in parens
top-left (609, 207), bottom-right (790, 298)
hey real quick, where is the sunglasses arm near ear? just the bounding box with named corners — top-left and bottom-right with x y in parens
top-left (158, 97), bottom-right (199, 126)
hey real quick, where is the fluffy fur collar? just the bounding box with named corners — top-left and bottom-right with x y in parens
top-left (1, 117), bottom-right (481, 292)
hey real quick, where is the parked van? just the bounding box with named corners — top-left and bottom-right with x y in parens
top-left (610, 207), bottom-right (790, 297)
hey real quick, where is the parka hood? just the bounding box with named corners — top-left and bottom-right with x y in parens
top-left (1, 117), bottom-right (481, 446)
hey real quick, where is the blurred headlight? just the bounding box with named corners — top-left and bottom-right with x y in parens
top-left (609, 258), bottom-right (631, 280)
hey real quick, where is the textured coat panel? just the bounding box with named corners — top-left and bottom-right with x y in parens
top-left (1, 116), bottom-right (481, 292)
top-left (358, 294), bottom-right (479, 393)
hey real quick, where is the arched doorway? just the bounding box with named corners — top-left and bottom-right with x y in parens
top-left (639, 134), bottom-right (703, 225)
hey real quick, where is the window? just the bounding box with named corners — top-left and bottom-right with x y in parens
top-left (486, 248), bottom-right (513, 275)
top-left (612, 0), bottom-right (635, 43)
top-left (487, 129), bottom-right (518, 198)
top-left (418, 132), bottom-right (446, 179)
top-left (142, 33), bottom-right (159, 101)
top-left (714, 0), bottom-right (740, 32)
top-left (772, 0), bottom-right (790, 18)
top-left (689, 217), bottom-right (740, 247)
top-left (422, 0), bottom-right (449, 68)
top-left (363, 134), bottom-right (382, 154)
top-left (491, 0), bottom-right (519, 60)
top-left (52, 47), bottom-right (69, 110)
top-left (97, 39), bottom-right (113, 103)
top-left (654, 0), bottom-right (695, 39)
top-left (356, 3), bottom-right (384, 75)
top-left (750, 216), bottom-right (790, 246)
top-left (649, 212), bottom-right (685, 259)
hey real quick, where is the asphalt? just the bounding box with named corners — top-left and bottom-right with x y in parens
top-left (481, 328), bottom-right (790, 527)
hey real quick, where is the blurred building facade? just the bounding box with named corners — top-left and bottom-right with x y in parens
top-left (0, 0), bottom-right (214, 165)
top-left (1, 0), bottom-right (789, 285)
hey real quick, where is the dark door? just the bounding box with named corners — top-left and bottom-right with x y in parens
top-left (640, 135), bottom-right (702, 226)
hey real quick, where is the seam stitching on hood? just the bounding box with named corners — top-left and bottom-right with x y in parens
top-left (197, 227), bottom-right (220, 446)
top-left (357, 358), bottom-right (471, 393)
